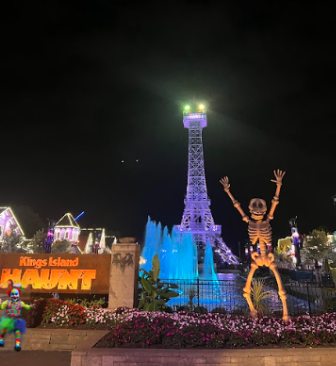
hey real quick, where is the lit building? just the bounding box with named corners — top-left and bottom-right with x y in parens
top-left (78, 228), bottom-right (116, 254)
top-left (54, 213), bottom-right (80, 243)
top-left (39, 211), bottom-right (116, 254)
top-left (0, 207), bottom-right (25, 243)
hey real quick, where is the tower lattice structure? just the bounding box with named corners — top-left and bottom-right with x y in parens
top-left (174, 112), bottom-right (239, 264)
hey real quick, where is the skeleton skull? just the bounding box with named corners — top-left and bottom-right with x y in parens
top-left (249, 198), bottom-right (267, 220)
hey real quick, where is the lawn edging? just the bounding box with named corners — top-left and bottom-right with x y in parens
top-left (0, 329), bottom-right (108, 352)
top-left (71, 346), bottom-right (336, 366)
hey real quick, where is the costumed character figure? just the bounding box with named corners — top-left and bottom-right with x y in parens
top-left (0, 284), bottom-right (35, 351)
top-left (220, 169), bottom-right (289, 322)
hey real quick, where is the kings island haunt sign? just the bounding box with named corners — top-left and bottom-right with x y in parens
top-left (0, 253), bottom-right (111, 294)
top-left (0, 242), bottom-right (140, 309)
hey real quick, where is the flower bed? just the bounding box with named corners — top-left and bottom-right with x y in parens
top-left (39, 299), bottom-right (336, 348)
top-left (40, 298), bottom-right (104, 327)
top-left (95, 310), bottom-right (336, 348)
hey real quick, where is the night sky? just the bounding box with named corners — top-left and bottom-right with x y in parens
top-left (1, 1), bottom-right (335, 255)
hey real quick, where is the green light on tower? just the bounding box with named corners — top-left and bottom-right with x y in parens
top-left (183, 105), bottom-right (191, 114)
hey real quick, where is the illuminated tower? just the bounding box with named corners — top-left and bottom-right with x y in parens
top-left (174, 105), bottom-right (238, 264)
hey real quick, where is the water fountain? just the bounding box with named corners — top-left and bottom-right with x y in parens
top-left (141, 217), bottom-right (162, 273)
top-left (142, 217), bottom-right (199, 280)
top-left (141, 217), bottom-right (223, 309)
top-left (141, 217), bottom-right (311, 313)
top-left (202, 242), bottom-right (219, 281)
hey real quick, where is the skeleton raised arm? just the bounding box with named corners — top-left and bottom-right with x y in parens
top-left (220, 177), bottom-right (249, 223)
top-left (268, 169), bottom-right (286, 220)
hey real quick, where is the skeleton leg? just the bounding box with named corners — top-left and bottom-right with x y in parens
top-left (243, 261), bottom-right (259, 319)
top-left (269, 260), bottom-right (290, 322)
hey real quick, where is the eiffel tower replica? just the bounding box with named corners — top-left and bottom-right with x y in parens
top-left (173, 104), bottom-right (239, 265)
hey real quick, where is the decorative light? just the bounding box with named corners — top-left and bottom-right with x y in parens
top-left (74, 211), bottom-right (85, 222)
top-left (185, 105), bottom-right (190, 110)
top-left (199, 104), bottom-right (204, 110)
top-left (139, 256), bottom-right (147, 265)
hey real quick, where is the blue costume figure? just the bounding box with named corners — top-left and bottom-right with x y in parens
top-left (0, 284), bottom-right (34, 351)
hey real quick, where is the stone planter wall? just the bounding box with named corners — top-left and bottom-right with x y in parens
top-left (71, 347), bottom-right (336, 366)
top-left (0, 329), bottom-right (108, 352)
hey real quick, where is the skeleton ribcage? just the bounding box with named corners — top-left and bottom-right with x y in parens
top-left (248, 220), bottom-right (272, 244)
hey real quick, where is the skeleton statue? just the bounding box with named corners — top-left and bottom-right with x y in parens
top-left (220, 169), bottom-right (289, 322)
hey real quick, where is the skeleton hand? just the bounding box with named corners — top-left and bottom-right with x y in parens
top-left (220, 177), bottom-right (230, 192)
top-left (271, 169), bottom-right (285, 185)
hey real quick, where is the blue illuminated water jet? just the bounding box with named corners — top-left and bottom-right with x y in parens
top-left (202, 242), bottom-right (219, 281)
top-left (141, 217), bottom-right (162, 273)
top-left (141, 217), bottom-right (199, 280)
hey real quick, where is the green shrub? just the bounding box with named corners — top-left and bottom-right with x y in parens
top-left (65, 297), bottom-right (105, 308)
top-left (138, 254), bottom-right (179, 311)
top-left (194, 306), bottom-right (208, 314)
top-left (211, 307), bottom-right (227, 315)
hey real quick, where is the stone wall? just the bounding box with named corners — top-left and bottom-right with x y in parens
top-left (0, 329), bottom-right (108, 351)
top-left (109, 243), bottom-right (140, 309)
top-left (71, 347), bottom-right (336, 366)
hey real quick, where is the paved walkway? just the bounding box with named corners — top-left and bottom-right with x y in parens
top-left (0, 351), bottom-right (71, 366)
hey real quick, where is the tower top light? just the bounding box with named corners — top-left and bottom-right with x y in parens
top-left (183, 103), bottom-right (206, 115)
top-left (183, 103), bottom-right (207, 128)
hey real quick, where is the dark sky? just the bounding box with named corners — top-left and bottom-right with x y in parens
top-left (1, 1), bottom-right (335, 255)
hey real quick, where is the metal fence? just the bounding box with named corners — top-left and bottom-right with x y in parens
top-left (162, 278), bottom-right (336, 316)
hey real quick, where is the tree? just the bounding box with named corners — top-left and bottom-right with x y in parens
top-left (51, 240), bottom-right (71, 253)
top-left (301, 229), bottom-right (333, 266)
top-left (0, 231), bottom-right (27, 253)
top-left (11, 205), bottom-right (45, 239)
top-left (26, 230), bottom-right (47, 253)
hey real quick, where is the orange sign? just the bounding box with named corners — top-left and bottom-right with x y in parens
top-left (0, 254), bottom-right (111, 294)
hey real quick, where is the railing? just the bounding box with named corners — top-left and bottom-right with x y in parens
top-left (161, 278), bottom-right (336, 316)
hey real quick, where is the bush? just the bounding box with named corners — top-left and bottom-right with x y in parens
top-left (138, 254), bottom-right (179, 311)
top-left (26, 298), bottom-right (46, 327)
top-left (175, 306), bottom-right (189, 312)
top-left (65, 297), bottom-right (105, 308)
top-left (163, 306), bottom-right (174, 313)
top-left (211, 307), bottom-right (227, 315)
top-left (193, 306), bottom-right (208, 314)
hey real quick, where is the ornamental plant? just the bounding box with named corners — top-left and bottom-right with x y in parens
top-left (251, 278), bottom-right (272, 316)
top-left (42, 298), bottom-right (87, 326)
top-left (95, 311), bottom-right (336, 348)
top-left (40, 298), bottom-right (336, 349)
top-left (138, 254), bottom-right (179, 311)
